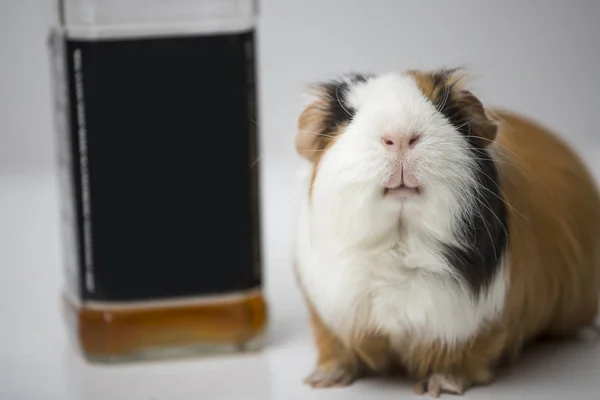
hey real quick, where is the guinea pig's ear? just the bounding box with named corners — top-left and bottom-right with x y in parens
top-left (445, 71), bottom-right (499, 147)
top-left (296, 74), bottom-right (368, 162)
top-left (295, 98), bottom-right (329, 163)
top-left (452, 88), bottom-right (499, 146)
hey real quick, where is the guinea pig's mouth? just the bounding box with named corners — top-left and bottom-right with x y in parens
top-left (383, 184), bottom-right (421, 198)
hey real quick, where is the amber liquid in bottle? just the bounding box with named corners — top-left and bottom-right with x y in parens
top-left (51, 27), bottom-right (266, 362)
top-left (64, 291), bottom-right (266, 361)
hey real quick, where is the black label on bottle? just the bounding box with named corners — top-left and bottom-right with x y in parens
top-left (53, 30), bottom-right (262, 302)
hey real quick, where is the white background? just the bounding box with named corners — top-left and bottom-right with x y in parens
top-left (1, 0), bottom-right (600, 399)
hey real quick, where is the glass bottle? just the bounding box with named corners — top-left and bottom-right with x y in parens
top-left (49, 0), bottom-right (266, 362)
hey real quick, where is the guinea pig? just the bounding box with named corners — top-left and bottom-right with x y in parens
top-left (294, 69), bottom-right (600, 397)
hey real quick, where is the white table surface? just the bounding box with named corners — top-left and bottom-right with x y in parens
top-left (1, 170), bottom-right (600, 400)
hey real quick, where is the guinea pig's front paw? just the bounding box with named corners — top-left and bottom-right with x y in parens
top-left (304, 362), bottom-right (356, 388)
top-left (414, 373), bottom-right (467, 398)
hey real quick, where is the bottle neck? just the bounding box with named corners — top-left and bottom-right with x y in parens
top-left (58, 0), bottom-right (256, 40)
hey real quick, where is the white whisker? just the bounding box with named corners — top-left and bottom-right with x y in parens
top-left (335, 84), bottom-right (353, 118)
top-left (297, 130), bottom-right (340, 140)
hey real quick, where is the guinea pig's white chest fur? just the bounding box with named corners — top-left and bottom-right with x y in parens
top-left (296, 196), bottom-right (507, 346)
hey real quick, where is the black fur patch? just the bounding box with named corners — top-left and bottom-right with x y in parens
top-left (432, 77), bottom-right (509, 296)
top-left (318, 74), bottom-right (371, 134)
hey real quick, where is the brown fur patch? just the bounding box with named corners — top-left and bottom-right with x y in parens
top-left (407, 68), bottom-right (466, 104)
top-left (296, 100), bottom-right (330, 163)
top-left (495, 111), bottom-right (600, 342)
top-left (295, 99), bottom-right (346, 196)
top-left (408, 69), bottom-right (498, 146)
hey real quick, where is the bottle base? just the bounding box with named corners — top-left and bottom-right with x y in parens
top-left (63, 290), bottom-right (267, 363)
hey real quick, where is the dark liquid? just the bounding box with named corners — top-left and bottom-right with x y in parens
top-left (62, 31), bottom-right (261, 301)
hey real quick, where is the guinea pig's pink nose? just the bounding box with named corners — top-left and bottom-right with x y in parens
top-left (382, 133), bottom-right (421, 151)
